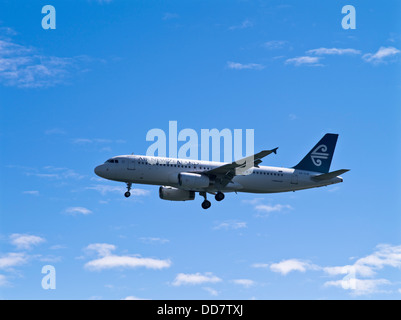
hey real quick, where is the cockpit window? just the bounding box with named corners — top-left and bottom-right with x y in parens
top-left (105, 159), bottom-right (118, 163)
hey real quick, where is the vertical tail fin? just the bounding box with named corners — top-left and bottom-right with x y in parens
top-left (293, 133), bottom-right (338, 173)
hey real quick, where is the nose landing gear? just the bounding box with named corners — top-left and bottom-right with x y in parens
top-left (124, 182), bottom-right (132, 198)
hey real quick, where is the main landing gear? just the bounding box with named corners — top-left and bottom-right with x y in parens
top-left (200, 192), bottom-right (211, 209)
top-left (215, 192), bottom-right (225, 202)
top-left (200, 191), bottom-right (225, 210)
top-left (124, 182), bottom-right (132, 198)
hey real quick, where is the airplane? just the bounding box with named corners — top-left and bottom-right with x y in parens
top-left (94, 133), bottom-right (349, 210)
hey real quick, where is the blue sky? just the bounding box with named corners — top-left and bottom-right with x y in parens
top-left (0, 0), bottom-right (400, 299)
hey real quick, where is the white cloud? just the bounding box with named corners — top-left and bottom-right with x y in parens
top-left (0, 44), bottom-right (74, 87)
top-left (324, 278), bottom-right (390, 296)
top-left (324, 244), bottom-right (401, 278)
top-left (362, 46), bottom-right (400, 64)
top-left (228, 19), bottom-right (253, 30)
top-left (72, 138), bottom-right (94, 144)
top-left (270, 259), bottom-right (318, 275)
top-left (263, 40), bottom-right (287, 50)
top-left (0, 39), bottom-right (32, 56)
top-left (139, 237), bottom-right (170, 244)
top-left (172, 272), bottom-right (222, 286)
top-left (0, 274), bottom-right (8, 286)
top-left (307, 48), bottom-right (361, 55)
top-left (85, 255), bottom-right (171, 271)
top-left (285, 56), bottom-right (323, 66)
top-left (162, 13), bottom-right (179, 20)
top-left (65, 207), bottom-right (93, 215)
top-left (231, 279), bottom-right (255, 288)
top-left (86, 243), bottom-right (116, 257)
top-left (9, 234), bottom-right (45, 250)
top-left (213, 220), bottom-right (247, 230)
top-left (254, 204), bottom-right (293, 216)
top-left (22, 190), bottom-right (39, 195)
top-left (0, 34), bottom-right (94, 88)
top-left (127, 188), bottom-right (149, 196)
top-left (86, 184), bottom-right (124, 195)
top-left (203, 287), bottom-right (219, 296)
top-left (242, 198), bottom-right (264, 205)
top-left (24, 166), bottom-right (85, 180)
top-left (266, 244), bottom-right (401, 295)
top-left (0, 252), bottom-right (28, 270)
top-left (251, 263), bottom-right (269, 269)
top-left (244, 199), bottom-right (293, 217)
top-left (323, 264), bottom-right (374, 278)
top-left (227, 61), bottom-right (264, 70)
top-left (84, 243), bottom-right (171, 271)
top-left (0, 27), bottom-right (18, 36)
top-left (44, 128), bottom-right (66, 135)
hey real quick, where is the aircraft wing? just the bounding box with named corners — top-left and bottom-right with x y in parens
top-left (203, 147), bottom-right (278, 187)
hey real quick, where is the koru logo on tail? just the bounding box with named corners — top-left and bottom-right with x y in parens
top-left (311, 144), bottom-right (329, 166)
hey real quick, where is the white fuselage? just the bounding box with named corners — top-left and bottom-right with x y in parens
top-left (94, 155), bottom-right (343, 194)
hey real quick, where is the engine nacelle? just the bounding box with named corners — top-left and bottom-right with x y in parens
top-left (178, 172), bottom-right (210, 189)
top-left (159, 186), bottom-right (195, 201)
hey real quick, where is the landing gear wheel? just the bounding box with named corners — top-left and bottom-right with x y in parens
top-left (124, 182), bottom-right (132, 198)
top-left (215, 192), bottom-right (225, 201)
top-left (201, 200), bottom-right (211, 210)
top-left (200, 191), bottom-right (211, 210)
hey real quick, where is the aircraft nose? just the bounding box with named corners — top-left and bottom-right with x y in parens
top-left (94, 165), bottom-right (104, 177)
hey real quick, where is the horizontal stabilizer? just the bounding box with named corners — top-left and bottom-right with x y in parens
top-left (311, 169), bottom-right (350, 181)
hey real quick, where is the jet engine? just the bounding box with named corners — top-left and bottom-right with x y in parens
top-left (178, 172), bottom-right (210, 189)
top-left (159, 186), bottom-right (195, 201)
